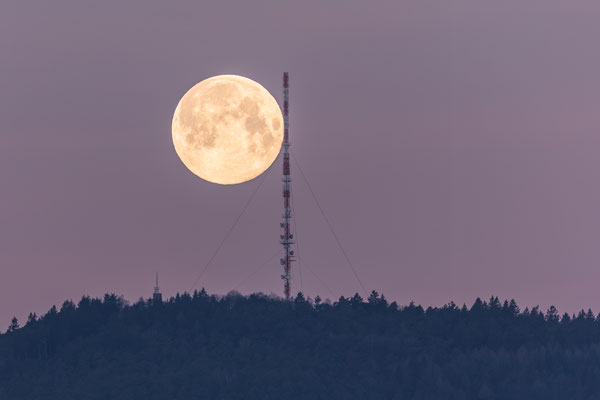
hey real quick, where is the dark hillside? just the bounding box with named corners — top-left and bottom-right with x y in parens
top-left (2, 290), bottom-right (600, 399)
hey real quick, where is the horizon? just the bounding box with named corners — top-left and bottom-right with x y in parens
top-left (4, 286), bottom-right (596, 328)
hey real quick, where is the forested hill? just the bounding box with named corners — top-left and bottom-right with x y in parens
top-left (2, 291), bottom-right (600, 400)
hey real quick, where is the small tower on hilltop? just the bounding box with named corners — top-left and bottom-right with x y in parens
top-left (153, 272), bottom-right (162, 303)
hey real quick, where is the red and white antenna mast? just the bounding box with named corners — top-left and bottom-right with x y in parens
top-left (280, 72), bottom-right (295, 300)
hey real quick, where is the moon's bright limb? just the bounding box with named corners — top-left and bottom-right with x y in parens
top-left (172, 75), bottom-right (284, 185)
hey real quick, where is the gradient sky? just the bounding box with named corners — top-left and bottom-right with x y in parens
top-left (2, 1), bottom-right (600, 324)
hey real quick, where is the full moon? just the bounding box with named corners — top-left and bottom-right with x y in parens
top-left (172, 75), bottom-right (284, 185)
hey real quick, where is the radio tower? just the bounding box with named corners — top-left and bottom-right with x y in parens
top-left (280, 72), bottom-right (295, 300)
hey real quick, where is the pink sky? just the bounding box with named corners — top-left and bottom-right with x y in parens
top-left (1, 1), bottom-right (600, 324)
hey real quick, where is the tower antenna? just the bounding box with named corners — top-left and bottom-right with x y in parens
top-left (280, 72), bottom-right (295, 300)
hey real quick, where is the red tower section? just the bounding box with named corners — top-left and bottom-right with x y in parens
top-left (280, 72), bottom-right (294, 300)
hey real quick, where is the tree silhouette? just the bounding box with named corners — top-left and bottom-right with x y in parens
top-left (1, 291), bottom-right (600, 399)
top-left (6, 317), bottom-right (19, 333)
